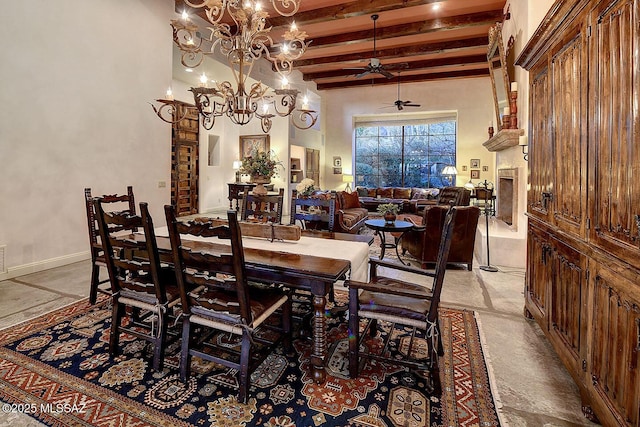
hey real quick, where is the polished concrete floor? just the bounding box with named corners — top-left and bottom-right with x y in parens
top-left (0, 247), bottom-right (598, 426)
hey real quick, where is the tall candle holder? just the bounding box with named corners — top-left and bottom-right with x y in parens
top-left (509, 90), bottom-right (518, 129)
top-left (502, 114), bottom-right (511, 129)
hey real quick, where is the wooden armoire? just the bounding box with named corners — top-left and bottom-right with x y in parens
top-left (517, 0), bottom-right (640, 425)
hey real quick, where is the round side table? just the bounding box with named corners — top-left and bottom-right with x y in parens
top-left (364, 219), bottom-right (414, 265)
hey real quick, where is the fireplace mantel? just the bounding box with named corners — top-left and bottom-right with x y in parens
top-left (483, 129), bottom-right (525, 152)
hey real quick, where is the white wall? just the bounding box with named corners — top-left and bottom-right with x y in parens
top-left (322, 77), bottom-right (496, 191)
top-left (0, 0), bottom-right (174, 279)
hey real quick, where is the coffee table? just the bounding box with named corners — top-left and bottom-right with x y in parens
top-left (364, 219), bottom-right (414, 265)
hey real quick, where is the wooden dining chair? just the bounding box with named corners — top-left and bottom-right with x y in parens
top-left (289, 189), bottom-right (336, 231)
top-left (164, 206), bottom-right (292, 403)
top-left (94, 199), bottom-right (179, 372)
top-left (84, 186), bottom-right (136, 304)
top-left (347, 205), bottom-right (459, 395)
top-left (240, 188), bottom-right (285, 223)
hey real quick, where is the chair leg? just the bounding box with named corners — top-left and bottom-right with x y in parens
top-left (152, 309), bottom-right (168, 372)
top-left (283, 299), bottom-right (292, 355)
top-left (348, 287), bottom-right (359, 378)
top-left (436, 319), bottom-right (444, 356)
top-left (238, 332), bottom-right (252, 404)
top-left (89, 261), bottom-right (100, 304)
top-left (180, 317), bottom-right (192, 382)
top-left (109, 300), bottom-right (122, 358)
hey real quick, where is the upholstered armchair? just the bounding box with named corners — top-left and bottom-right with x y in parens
top-left (401, 205), bottom-right (480, 270)
top-left (436, 186), bottom-right (471, 207)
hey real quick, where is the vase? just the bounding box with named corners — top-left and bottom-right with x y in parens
top-left (384, 212), bottom-right (396, 224)
top-left (251, 175), bottom-right (271, 196)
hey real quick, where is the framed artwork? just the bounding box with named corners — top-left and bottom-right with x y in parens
top-left (470, 159), bottom-right (480, 168)
top-left (333, 167), bottom-right (342, 174)
top-left (333, 156), bottom-right (342, 167)
top-left (461, 165), bottom-right (468, 171)
top-left (482, 166), bottom-right (489, 172)
top-left (239, 134), bottom-right (270, 158)
top-left (471, 169), bottom-right (480, 179)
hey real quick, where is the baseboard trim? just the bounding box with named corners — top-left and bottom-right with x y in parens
top-left (0, 252), bottom-right (90, 282)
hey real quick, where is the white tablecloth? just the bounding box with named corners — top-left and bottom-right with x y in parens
top-left (154, 227), bottom-right (369, 282)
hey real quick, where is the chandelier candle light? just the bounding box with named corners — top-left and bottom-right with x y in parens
top-left (157, 0), bottom-right (318, 132)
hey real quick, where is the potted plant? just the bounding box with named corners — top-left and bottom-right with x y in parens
top-left (377, 203), bottom-right (399, 224)
top-left (240, 147), bottom-right (282, 195)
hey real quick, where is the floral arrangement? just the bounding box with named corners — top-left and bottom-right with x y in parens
top-left (376, 203), bottom-right (399, 215)
top-left (240, 147), bottom-right (282, 178)
top-left (296, 178), bottom-right (316, 197)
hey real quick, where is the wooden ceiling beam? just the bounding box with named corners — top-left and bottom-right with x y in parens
top-left (306, 10), bottom-right (502, 50)
top-left (301, 54), bottom-right (488, 80)
top-left (316, 69), bottom-right (489, 90)
top-left (266, 0), bottom-right (444, 28)
top-left (293, 36), bottom-right (488, 67)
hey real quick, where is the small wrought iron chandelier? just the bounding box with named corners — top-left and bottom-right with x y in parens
top-left (155, 0), bottom-right (318, 133)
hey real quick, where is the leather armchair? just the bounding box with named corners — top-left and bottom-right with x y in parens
top-left (401, 205), bottom-right (480, 270)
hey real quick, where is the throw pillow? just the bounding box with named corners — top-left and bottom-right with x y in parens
top-left (377, 187), bottom-right (393, 198)
top-left (393, 187), bottom-right (411, 199)
top-left (366, 188), bottom-right (376, 197)
top-left (411, 188), bottom-right (429, 200)
top-left (341, 191), bottom-right (361, 209)
top-left (356, 187), bottom-right (369, 197)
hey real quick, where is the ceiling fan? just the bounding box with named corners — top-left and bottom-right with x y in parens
top-left (383, 73), bottom-right (421, 111)
top-left (350, 14), bottom-right (395, 79)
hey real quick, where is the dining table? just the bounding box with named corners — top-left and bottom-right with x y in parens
top-left (140, 227), bottom-right (370, 384)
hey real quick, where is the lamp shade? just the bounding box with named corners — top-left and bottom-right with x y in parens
top-left (442, 165), bottom-right (458, 175)
top-left (342, 174), bottom-right (354, 183)
top-left (232, 160), bottom-right (242, 170)
top-left (464, 180), bottom-right (475, 190)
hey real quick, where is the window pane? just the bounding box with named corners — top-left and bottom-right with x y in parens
top-left (354, 120), bottom-right (456, 189)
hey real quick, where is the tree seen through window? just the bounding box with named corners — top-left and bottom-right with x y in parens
top-left (354, 120), bottom-right (456, 188)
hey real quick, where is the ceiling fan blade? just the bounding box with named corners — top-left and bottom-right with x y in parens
top-left (379, 69), bottom-right (395, 79)
top-left (397, 104), bottom-right (404, 111)
top-left (355, 70), bottom-right (372, 79)
top-left (405, 104), bottom-right (421, 107)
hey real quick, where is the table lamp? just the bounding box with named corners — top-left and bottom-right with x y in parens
top-left (342, 174), bottom-right (354, 192)
top-left (232, 160), bottom-right (243, 182)
top-left (442, 165), bottom-right (458, 186)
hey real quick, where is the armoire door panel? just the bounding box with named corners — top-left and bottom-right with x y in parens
top-left (526, 223), bottom-right (551, 322)
top-left (589, 0), bottom-right (640, 263)
top-left (588, 262), bottom-right (640, 426)
top-left (548, 237), bottom-right (585, 372)
top-left (528, 65), bottom-right (553, 222)
top-left (551, 29), bottom-right (587, 237)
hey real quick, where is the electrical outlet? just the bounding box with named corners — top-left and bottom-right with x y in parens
top-left (158, 181), bottom-right (166, 188)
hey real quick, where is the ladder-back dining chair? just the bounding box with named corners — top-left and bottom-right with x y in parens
top-left (289, 189), bottom-right (336, 231)
top-left (164, 206), bottom-right (292, 403)
top-left (94, 200), bottom-right (179, 372)
top-left (240, 188), bottom-right (285, 224)
top-left (84, 186), bottom-right (136, 304)
top-left (347, 205), bottom-right (459, 395)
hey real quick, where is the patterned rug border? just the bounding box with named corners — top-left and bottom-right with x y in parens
top-left (0, 294), bottom-right (501, 427)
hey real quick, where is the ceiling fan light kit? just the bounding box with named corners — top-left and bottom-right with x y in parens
top-left (353, 14), bottom-right (395, 80)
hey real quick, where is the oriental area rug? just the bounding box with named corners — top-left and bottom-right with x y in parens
top-left (0, 294), bottom-right (501, 426)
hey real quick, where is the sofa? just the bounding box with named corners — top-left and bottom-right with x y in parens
top-left (401, 205), bottom-right (480, 270)
top-left (356, 187), bottom-right (440, 213)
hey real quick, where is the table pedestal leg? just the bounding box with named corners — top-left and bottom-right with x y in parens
top-left (375, 230), bottom-right (387, 259)
top-left (311, 293), bottom-right (327, 383)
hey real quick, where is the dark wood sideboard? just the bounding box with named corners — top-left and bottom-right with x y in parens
top-left (517, 0), bottom-right (640, 425)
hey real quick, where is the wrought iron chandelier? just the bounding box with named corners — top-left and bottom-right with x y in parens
top-left (155, 0), bottom-right (318, 133)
